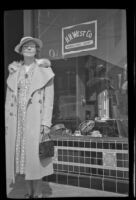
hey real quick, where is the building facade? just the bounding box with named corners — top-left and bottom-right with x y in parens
top-left (5, 9), bottom-right (129, 195)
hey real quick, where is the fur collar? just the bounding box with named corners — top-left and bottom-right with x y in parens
top-left (8, 58), bottom-right (51, 74)
top-left (35, 58), bottom-right (51, 68)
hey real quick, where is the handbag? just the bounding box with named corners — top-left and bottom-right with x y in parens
top-left (39, 132), bottom-right (54, 159)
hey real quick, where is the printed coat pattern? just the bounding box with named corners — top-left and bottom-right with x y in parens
top-left (5, 59), bottom-right (55, 183)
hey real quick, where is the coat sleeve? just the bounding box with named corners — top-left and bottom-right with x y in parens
top-left (41, 78), bottom-right (54, 127)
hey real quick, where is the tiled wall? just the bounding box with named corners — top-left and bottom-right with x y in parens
top-left (43, 136), bottom-right (129, 195)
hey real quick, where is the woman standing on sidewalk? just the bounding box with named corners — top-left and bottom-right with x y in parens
top-left (5, 36), bottom-right (55, 198)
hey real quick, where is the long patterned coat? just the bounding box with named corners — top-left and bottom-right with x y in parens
top-left (5, 59), bottom-right (55, 184)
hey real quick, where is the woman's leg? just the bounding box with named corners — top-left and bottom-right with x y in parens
top-left (25, 180), bottom-right (33, 196)
top-left (33, 179), bottom-right (42, 197)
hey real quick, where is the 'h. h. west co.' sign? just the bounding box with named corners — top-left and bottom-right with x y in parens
top-left (62, 20), bottom-right (97, 56)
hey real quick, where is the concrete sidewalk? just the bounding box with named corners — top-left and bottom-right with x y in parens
top-left (7, 175), bottom-right (127, 198)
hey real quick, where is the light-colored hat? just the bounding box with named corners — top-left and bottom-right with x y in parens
top-left (14, 36), bottom-right (43, 54)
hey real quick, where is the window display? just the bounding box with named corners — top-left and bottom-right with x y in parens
top-left (51, 54), bottom-right (127, 137)
top-left (35, 9), bottom-right (127, 138)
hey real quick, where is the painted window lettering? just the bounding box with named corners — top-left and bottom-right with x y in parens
top-left (62, 20), bottom-right (97, 55)
top-left (65, 36), bottom-right (70, 44)
top-left (79, 31), bottom-right (86, 37)
top-left (72, 30), bottom-right (80, 38)
top-left (86, 30), bottom-right (92, 38)
top-left (65, 30), bottom-right (93, 44)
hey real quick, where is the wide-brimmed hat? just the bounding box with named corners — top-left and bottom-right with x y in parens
top-left (14, 36), bottom-right (43, 54)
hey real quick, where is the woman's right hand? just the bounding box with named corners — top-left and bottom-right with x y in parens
top-left (8, 61), bottom-right (21, 74)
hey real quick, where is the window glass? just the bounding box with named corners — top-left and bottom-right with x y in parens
top-left (35, 9), bottom-right (127, 137)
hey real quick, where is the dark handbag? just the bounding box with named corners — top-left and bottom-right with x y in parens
top-left (39, 134), bottom-right (54, 159)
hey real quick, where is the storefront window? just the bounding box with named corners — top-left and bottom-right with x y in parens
top-left (34, 9), bottom-right (128, 137)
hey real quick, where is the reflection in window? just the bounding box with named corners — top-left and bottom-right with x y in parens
top-left (52, 56), bottom-right (127, 138)
top-left (49, 10), bottom-right (127, 138)
top-left (98, 90), bottom-right (109, 119)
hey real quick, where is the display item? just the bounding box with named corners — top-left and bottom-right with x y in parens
top-left (79, 120), bottom-right (95, 135)
top-left (50, 124), bottom-right (66, 135)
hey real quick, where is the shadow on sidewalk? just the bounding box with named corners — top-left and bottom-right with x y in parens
top-left (7, 175), bottom-right (53, 198)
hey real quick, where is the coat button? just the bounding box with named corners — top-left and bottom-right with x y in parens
top-left (39, 99), bottom-right (42, 104)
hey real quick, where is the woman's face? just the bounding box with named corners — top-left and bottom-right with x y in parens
top-left (21, 41), bottom-right (37, 58)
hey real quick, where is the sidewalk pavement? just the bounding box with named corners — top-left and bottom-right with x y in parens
top-left (7, 175), bottom-right (127, 198)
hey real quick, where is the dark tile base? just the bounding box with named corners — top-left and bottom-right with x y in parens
top-left (117, 180), bottom-right (129, 194)
top-left (42, 174), bottom-right (57, 183)
top-left (43, 173), bottom-right (129, 195)
top-left (68, 174), bottom-right (78, 186)
top-left (104, 178), bottom-right (116, 193)
top-left (91, 176), bottom-right (102, 190)
top-left (58, 173), bottom-right (68, 185)
top-left (79, 176), bottom-right (90, 188)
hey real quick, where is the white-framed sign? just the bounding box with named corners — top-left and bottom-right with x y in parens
top-left (62, 20), bottom-right (97, 56)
